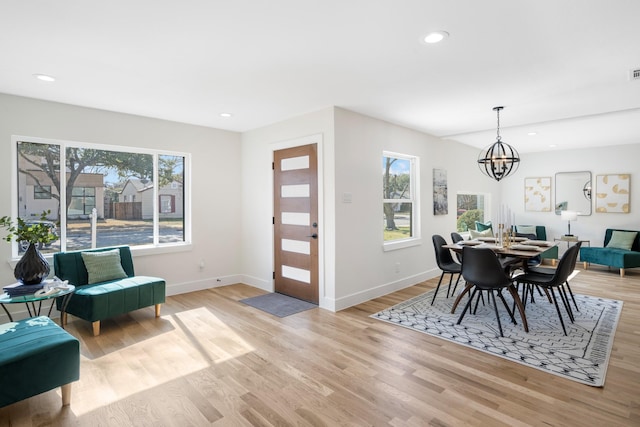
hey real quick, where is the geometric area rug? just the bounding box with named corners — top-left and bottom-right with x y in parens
top-left (371, 288), bottom-right (622, 387)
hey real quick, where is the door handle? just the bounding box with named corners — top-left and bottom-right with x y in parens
top-left (307, 233), bottom-right (318, 239)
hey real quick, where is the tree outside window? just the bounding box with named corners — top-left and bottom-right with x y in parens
top-left (15, 139), bottom-right (188, 255)
top-left (383, 153), bottom-right (418, 243)
top-left (456, 193), bottom-right (486, 232)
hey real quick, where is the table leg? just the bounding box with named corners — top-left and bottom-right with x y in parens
top-left (1, 303), bottom-right (13, 322)
top-left (58, 294), bottom-right (74, 329)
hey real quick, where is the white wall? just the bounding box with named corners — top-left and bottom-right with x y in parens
top-left (5, 93), bottom-right (636, 320)
top-left (240, 108), bottom-right (336, 308)
top-left (500, 143), bottom-right (640, 247)
top-left (332, 108), bottom-right (500, 308)
top-left (0, 94), bottom-right (243, 304)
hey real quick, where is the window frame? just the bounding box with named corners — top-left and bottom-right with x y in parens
top-left (382, 151), bottom-right (421, 251)
top-left (10, 135), bottom-right (192, 259)
top-left (456, 191), bottom-right (491, 236)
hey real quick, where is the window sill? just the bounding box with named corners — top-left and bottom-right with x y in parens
top-left (6, 242), bottom-right (192, 268)
top-left (383, 237), bottom-right (422, 252)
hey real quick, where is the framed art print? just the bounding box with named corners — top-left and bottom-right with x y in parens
top-left (596, 174), bottom-right (630, 213)
top-left (433, 168), bottom-right (448, 215)
top-left (524, 177), bottom-right (551, 212)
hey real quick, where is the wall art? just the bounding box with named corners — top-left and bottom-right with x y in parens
top-left (433, 168), bottom-right (448, 215)
top-left (524, 177), bottom-right (551, 212)
top-left (596, 174), bottom-right (630, 213)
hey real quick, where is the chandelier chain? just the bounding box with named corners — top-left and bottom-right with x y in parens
top-left (495, 106), bottom-right (502, 141)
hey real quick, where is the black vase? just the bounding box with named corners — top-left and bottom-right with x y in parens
top-left (14, 243), bottom-right (50, 285)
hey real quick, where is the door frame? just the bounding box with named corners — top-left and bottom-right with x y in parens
top-left (270, 134), bottom-right (325, 309)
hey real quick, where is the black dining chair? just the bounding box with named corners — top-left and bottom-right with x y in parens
top-left (455, 246), bottom-right (529, 337)
top-left (514, 244), bottom-right (580, 335)
top-left (527, 242), bottom-right (582, 312)
top-left (450, 232), bottom-right (464, 264)
top-left (431, 234), bottom-right (462, 305)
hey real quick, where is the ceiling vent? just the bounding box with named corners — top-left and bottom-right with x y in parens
top-left (631, 68), bottom-right (640, 81)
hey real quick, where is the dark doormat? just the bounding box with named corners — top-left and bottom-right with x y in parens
top-left (240, 292), bottom-right (317, 317)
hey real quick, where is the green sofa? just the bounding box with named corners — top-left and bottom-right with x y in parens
top-left (580, 229), bottom-right (640, 277)
top-left (54, 246), bottom-right (166, 336)
top-left (0, 316), bottom-right (79, 407)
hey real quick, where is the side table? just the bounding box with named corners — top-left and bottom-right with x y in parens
top-left (0, 282), bottom-right (75, 327)
top-left (554, 236), bottom-right (590, 260)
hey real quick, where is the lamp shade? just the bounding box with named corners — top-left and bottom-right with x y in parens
top-left (561, 210), bottom-right (578, 221)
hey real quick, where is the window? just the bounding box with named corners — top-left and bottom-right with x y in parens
top-left (159, 195), bottom-right (175, 213)
top-left (383, 152), bottom-right (419, 248)
top-left (34, 185), bottom-right (52, 199)
top-left (14, 137), bottom-right (189, 255)
top-left (70, 187), bottom-right (96, 216)
top-left (456, 192), bottom-right (488, 232)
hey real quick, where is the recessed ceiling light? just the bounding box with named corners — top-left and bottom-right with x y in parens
top-left (33, 74), bottom-right (56, 82)
top-left (527, 132), bottom-right (537, 136)
top-left (422, 31), bottom-right (449, 44)
top-left (219, 112), bottom-right (233, 118)
top-left (549, 144), bottom-right (557, 148)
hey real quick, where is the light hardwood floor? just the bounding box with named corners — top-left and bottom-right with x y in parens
top-left (1, 264), bottom-right (639, 426)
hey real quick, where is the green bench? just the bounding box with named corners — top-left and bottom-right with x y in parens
top-left (580, 229), bottom-right (640, 277)
top-left (0, 316), bottom-right (79, 408)
top-left (54, 246), bottom-right (166, 336)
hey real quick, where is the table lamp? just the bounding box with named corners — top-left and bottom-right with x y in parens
top-left (561, 210), bottom-right (578, 236)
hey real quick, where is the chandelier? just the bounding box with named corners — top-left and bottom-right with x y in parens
top-left (477, 106), bottom-right (520, 181)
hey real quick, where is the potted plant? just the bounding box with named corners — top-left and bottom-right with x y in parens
top-left (0, 210), bottom-right (58, 285)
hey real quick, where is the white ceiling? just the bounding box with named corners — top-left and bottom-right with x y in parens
top-left (2, 0), bottom-right (639, 153)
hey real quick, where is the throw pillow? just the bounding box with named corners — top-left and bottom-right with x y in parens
top-left (81, 249), bottom-right (128, 284)
top-left (516, 225), bottom-right (537, 236)
top-left (469, 228), bottom-right (493, 239)
top-left (475, 221), bottom-right (492, 232)
top-left (606, 230), bottom-right (638, 250)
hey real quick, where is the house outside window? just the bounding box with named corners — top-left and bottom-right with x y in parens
top-left (14, 137), bottom-right (189, 255)
top-left (383, 152), bottom-right (420, 249)
top-left (456, 192), bottom-right (487, 232)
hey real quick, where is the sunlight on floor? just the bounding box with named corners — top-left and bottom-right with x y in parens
top-left (70, 307), bottom-right (256, 416)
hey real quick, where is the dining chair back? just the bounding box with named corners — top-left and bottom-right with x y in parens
top-left (450, 232), bottom-right (464, 263)
top-left (527, 241), bottom-right (582, 310)
top-left (431, 234), bottom-right (462, 305)
top-left (515, 244), bottom-right (580, 335)
top-left (457, 246), bottom-right (528, 337)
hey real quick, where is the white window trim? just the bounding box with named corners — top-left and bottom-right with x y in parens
top-left (10, 135), bottom-right (192, 259)
top-left (382, 151), bottom-right (420, 250)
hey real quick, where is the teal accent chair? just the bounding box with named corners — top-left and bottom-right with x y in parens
top-left (54, 246), bottom-right (166, 336)
top-left (0, 316), bottom-right (79, 407)
top-left (580, 229), bottom-right (640, 277)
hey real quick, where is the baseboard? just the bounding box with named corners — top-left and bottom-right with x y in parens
top-left (238, 274), bottom-right (272, 292)
top-left (332, 269), bottom-right (440, 311)
top-left (166, 275), bottom-right (243, 296)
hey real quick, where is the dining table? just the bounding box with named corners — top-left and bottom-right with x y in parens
top-left (444, 237), bottom-right (560, 316)
top-left (443, 237), bottom-right (558, 263)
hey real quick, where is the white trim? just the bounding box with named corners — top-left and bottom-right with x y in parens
top-left (9, 134), bottom-right (192, 256)
top-left (382, 151), bottom-right (421, 248)
top-left (333, 268), bottom-right (440, 311)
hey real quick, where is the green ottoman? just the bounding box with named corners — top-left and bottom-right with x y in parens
top-left (0, 316), bottom-right (80, 407)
